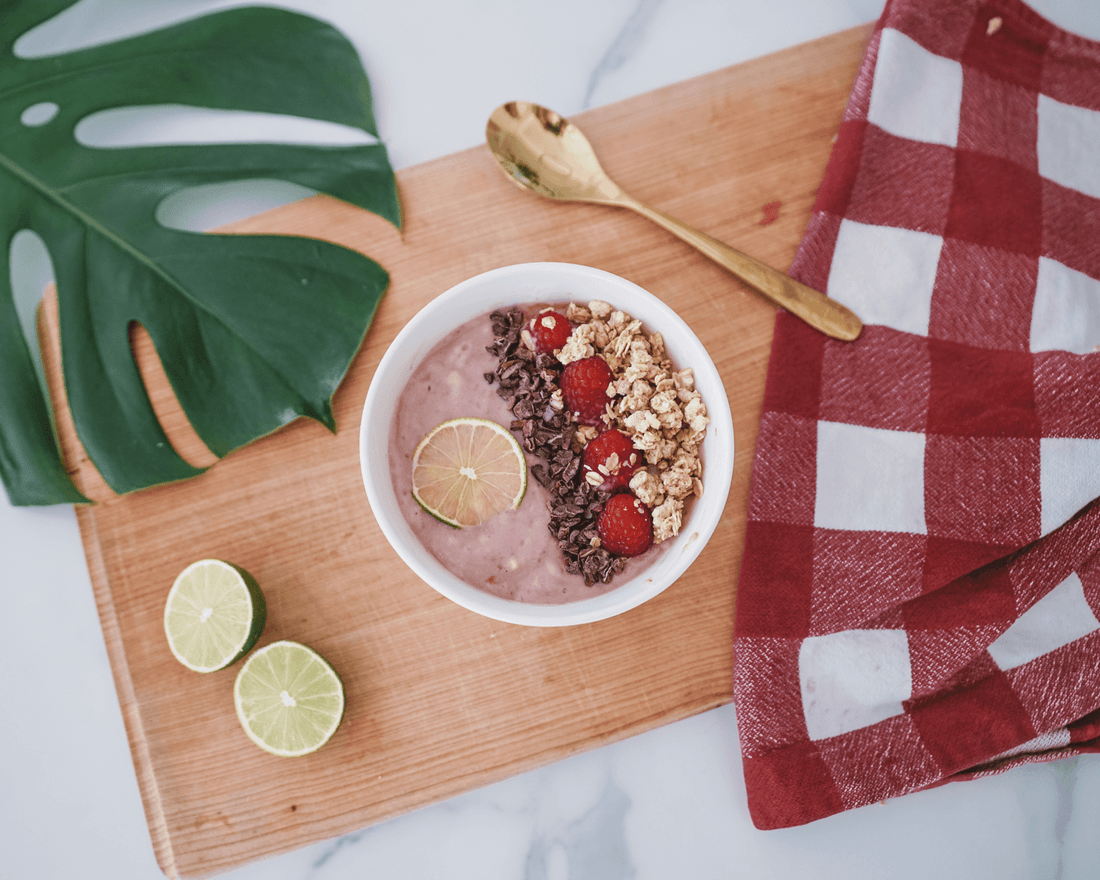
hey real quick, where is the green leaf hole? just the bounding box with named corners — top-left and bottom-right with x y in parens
top-left (20, 102), bottom-right (59, 128)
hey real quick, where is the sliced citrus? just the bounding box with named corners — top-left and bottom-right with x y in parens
top-left (233, 640), bottom-right (345, 757)
top-left (163, 559), bottom-right (266, 673)
top-left (411, 417), bottom-right (527, 528)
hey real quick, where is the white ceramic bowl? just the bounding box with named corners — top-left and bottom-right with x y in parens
top-left (359, 262), bottom-right (734, 626)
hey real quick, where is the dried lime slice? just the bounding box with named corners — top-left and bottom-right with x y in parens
top-left (163, 559), bottom-right (266, 673)
top-left (233, 640), bottom-right (345, 757)
top-left (411, 417), bottom-right (527, 528)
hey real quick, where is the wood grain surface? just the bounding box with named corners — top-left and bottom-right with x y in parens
top-left (38, 25), bottom-right (871, 878)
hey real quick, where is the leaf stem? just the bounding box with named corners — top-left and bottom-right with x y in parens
top-left (0, 148), bottom-right (178, 289)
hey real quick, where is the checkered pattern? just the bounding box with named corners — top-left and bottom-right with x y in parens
top-left (732, 0), bottom-right (1100, 829)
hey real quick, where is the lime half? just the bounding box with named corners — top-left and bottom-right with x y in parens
top-left (233, 640), bottom-right (345, 757)
top-left (164, 559), bottom-right (266, 673)
top-left (411, 417), bottom-right (527, 528)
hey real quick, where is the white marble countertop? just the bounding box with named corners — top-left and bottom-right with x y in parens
top-left (5, 1), bottom-right (1100, 878)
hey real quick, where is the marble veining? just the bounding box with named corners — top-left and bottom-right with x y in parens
top-left (583, 0), bottom-right (665, 110)
top-left (525, 772), bottom-right (633, 880)
top-left (1050, 758), bottom-right (1079, 880)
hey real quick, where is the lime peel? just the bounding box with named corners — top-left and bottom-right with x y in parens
top-left (411, 417), bottom-right (527, 528)
top-left (233, 640), bottom-right (345, 757)
top-left (163, 559), bottom-right (266, 673)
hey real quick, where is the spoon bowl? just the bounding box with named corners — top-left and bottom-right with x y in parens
top-left (485, 100), bottom-right (862, 342)
top-left (486, 102), bottom-right (622, 204)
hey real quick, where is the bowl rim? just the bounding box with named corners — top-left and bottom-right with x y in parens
top-left (359, 261), bottom-right (734, 626)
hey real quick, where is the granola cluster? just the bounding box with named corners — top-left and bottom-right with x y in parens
top-left (486, 308), bottom-right (626, 586)
top-left (557, 300), bottom-right (709, 543)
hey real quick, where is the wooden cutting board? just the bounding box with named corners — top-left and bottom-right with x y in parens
top-left (38, 25), bottom-right (871, 878)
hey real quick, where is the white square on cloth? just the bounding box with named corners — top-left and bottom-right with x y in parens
top-left (815, 421), bottom-right (927, 534)
top-left (1038, 94), bottom-right (1100, 200)
top-left (1031, 257), bottom-right (1100, 354)
top-left (868, 27), bottom-right (964, 148)
top-left (1040, 437), bottom-right (1100, 536)
top-left (827, 219), bottom-right (944, 336)
top-left (989, 728), bottom-right (1072, 762)
top-left (987, 572), bottom-right (1100, 670)
top-left (800, 629), bottom-right (913, 741)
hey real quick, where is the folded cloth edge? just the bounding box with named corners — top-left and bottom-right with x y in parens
top-left (733, 0), bottom-right (1100, 830)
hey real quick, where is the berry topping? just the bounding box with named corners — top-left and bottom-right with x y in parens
top-left (527, 310), bottom-right (573, 354)
top-left (582, 429), bottom-right (641, 492)
top-left (560, 356), bottom-right (614, 426)
top-left (597, 493), bottom-right (653, 558)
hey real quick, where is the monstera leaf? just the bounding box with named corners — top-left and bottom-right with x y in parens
top-left (0, 1), bottom-right (400, 506)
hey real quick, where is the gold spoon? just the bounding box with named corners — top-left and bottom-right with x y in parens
top-left (485, 101), bottom-right (862, 342)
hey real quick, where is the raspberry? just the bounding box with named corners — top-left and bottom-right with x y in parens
top-left (527, 310), bottom-right (572, 354)
top-left (597, 492), bottom-right (653, 557)
top-left (560, 356), bottom-right (614, 426)
top-left (582, 429), bottom-right (641, 492)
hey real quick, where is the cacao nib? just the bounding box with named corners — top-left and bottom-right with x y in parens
top-left (484, 306), bottom-right (627, 587)
top-left (513, 399), bottom-right (535, 420)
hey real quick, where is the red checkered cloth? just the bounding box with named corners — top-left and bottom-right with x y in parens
top-left (732, 0), bottom-right (1100, 829)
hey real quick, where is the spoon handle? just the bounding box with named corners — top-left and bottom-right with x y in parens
top-left (619, 195), bottom-right (862, 342)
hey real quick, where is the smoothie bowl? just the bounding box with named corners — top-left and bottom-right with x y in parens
top-left (360, 263), bottom-right (734, 626)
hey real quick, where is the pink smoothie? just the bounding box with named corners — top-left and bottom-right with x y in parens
top-left (388, 308), bottom-right (667, 605)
